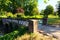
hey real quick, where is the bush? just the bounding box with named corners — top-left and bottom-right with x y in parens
top-left (6, 12), bottom-right (13, 18)
top-left (17, 15), bottom-right (21, 18)
top-left (0, 31), bottom-right (19, 40)
top-left (0, 25), bottom-right (28, 40)
top-left (0, 10), bottom-right (6, 16)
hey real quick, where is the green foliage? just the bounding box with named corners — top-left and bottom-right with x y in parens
top-left (44, 0), bottom-right (49, 3)
top-left (40, 10), bottom-right (44, 15)
top-left (0, 0), bottom-right (24, 12)
top-left (0, 25), bottom-right (28, 40)
top-left (0, 0), bottom-right (12, 12)
top-left (0, 0), bottom-right (39, 16)
top-left (0, 9), bottom-right (6, 16)
top-left (0, 30), bottom-right (19, 40)
top-left (18, 26), bottom-right (28, 36)
top-left (17, 14), bottom-right (22, 18)
top-left (6, 12), bottom-right (13, 18)
top-left (47, 18), bottom-right (60, 24)
top-left (44, 5), bottom-right (54, 15)
top-left (53, 12), bottom-right (58, 16)
top-left (24, 0), bottom-right (39, 16)
top-left (57, 1), bottom-right (60, 17)
top-left (42, 5), bottom-right (54, 25)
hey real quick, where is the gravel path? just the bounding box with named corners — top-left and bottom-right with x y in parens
top-left (38, 24), bottom-right (60, 40)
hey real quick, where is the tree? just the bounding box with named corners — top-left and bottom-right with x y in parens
top-left (0, 0), bottom-right (39, 16)
top-left (44, 0), bottom-right (49, 3)
top-left (42, 5), bottom-right (54, 25)
top-left (24, 0), bottom-right (38, 16)
top-left (0, 0), bottom-right (12, 11)
top-left (57, 1), bottom-right (60, 17)
top-left (40, 10), bottom-right (44, 15)
top-left (0, 0), bottom-right (24, 13)
top-left (54, 11), bottom-right (58, 16)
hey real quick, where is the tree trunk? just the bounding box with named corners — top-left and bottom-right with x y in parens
top-left (42, 15), bottom-right (48, 25)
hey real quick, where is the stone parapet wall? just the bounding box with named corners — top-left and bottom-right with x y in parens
top-left (2, 19), bottom-right (38, 33)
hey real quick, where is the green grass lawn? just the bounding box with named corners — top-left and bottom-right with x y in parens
top-left (47, 18), bottom-right (60, 24)
top-left (48, 15), bottom-right (59, 18)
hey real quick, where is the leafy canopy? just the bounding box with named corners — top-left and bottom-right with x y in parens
top-left (44, 5), bottom-right (54, 15)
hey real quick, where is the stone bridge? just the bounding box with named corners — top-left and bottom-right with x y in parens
top-left (2, 18), bottom-right (38, 33)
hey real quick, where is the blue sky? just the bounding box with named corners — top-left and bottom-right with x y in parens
top-left (38, 0), bottom-right (60, 11)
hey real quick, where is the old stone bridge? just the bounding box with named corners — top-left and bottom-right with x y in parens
top-left (1, 18), bottom-right (39, 33)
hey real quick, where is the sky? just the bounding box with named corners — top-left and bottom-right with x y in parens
top-left (38, 0), bottom-right (60, 11)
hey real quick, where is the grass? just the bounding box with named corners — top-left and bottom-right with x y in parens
top-left (48, 15), bottom-right (59, 18)
top-left (48, 18), bottom-right (60, 24)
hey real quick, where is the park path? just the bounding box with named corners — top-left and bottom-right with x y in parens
top-left (38, 24), bottom-right (60, 40)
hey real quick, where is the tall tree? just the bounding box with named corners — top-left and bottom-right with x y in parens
top-left (40, 10), bottom-right (44, 15)
top-left (42, 5), bottom-right (54, 25)
top-left (0, 0), bottom-right (24, 13)
top-left (57, 1), bottom-right (60, 17)
top-left (0, 0), bottom-right (39, 15)
top-left (24, 0), bottom-right (38, 16)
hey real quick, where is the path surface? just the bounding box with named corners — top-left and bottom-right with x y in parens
top-left (38, 24), bottom-right (60, 40)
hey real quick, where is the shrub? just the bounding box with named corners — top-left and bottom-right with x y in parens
top-left (17, 15), bottom-right (21, 18)
top-left (0, 30), bottom-right (19, 40)
top-left (6, 12), bottom-right (13, 18)
top-left (0, 10), bottom-right (6, 16)
top-left (0, 25), bottom-right (28, 40)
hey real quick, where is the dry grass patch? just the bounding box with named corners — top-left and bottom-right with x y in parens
top-left (14, 33), bottom-right (58, 40)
